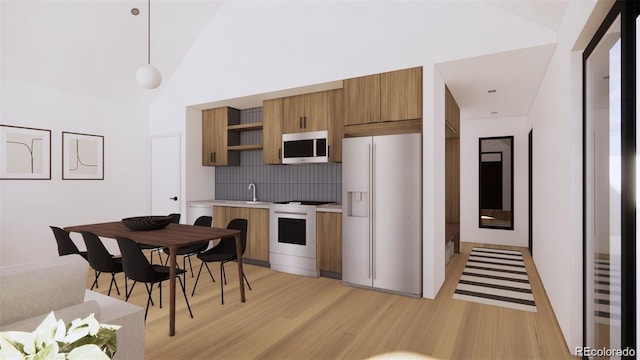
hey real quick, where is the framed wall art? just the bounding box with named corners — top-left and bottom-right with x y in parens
top-left (62, 132), bottom-right (104, 180)
top-left (0, 124), bottom-right (52, 180)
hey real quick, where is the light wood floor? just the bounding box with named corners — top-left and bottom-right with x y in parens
top-left (89, 243), bottom-right (576, 359)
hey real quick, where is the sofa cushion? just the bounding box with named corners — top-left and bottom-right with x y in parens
top-left (84, 290), bottom-right (145, 360)
top-left (0, 254), bottom-right (88, 326)
top-left (0, 300), bottom-right (100, 332)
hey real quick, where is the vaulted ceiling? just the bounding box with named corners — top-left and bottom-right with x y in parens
top-left (1, 0), bottom-right (222, 107)
top-left (1, 0), bottom-right (568, 119)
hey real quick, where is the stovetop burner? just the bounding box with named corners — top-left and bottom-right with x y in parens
top-left (274, 200), bottom-right (335, 206)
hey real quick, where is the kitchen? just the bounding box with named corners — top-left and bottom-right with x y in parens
top-left (183, 66), bottom-right (455, 298)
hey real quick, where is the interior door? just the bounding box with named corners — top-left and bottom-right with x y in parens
top-left (152, 134), bottom-right (181, 218)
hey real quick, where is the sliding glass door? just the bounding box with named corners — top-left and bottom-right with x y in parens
top-left (585, 11), bottom-right (621, 351)
top-left (584, 1), bottom-right (638, 354)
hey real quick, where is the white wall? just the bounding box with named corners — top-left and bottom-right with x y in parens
top-left (460, 116), bottom-right (529, 247)
top-left (0, 79), bottom-right (151, 264)
top-left (527, 0), bottom-right (603, 353)
top-left (148, 0), bottom-right (558, 300)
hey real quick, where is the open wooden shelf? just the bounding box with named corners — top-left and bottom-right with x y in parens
top-left (228, 144), bottom-right (263, 151)
top-left (228, 122), bottom-right (263, 131)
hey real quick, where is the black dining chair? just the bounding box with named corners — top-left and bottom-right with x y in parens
top-left (50, 226), bottom-right (88, 260)
top-left (191, 218), bottom-right (251, 304)
top-left (116, 236), bottom-right (193, 321)
top-left (138, 213), bottom-right (181, 264)
top-left (50, 225), bottom-right (99, 287)
top-left (162, 215), bottom-right (212, 278)
top-left (81, 231), bottom-right (127, 297)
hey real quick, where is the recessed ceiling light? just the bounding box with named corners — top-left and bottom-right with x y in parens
top-left (488, 89), bottom-right (497, 93)
top-left (491, 111), bottom-right (498, 114)
top-left (131, 8), bottom-right (140, 15)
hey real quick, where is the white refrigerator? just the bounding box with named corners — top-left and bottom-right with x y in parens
top-left (342, 133), bottom-right (422, 297)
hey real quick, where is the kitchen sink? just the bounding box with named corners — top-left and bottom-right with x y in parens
top-left (244, 201), bottom-right (268, 204)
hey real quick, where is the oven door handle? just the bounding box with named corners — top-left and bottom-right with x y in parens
top-left (273, 211), bottom-right (309, 216)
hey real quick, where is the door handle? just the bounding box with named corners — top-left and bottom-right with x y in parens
top-left (170, 196), bottom-right (178, 201)
top-left (299, 117), bottom-right (303, 129)
top-left (304, 116), bottom-right (307, 128)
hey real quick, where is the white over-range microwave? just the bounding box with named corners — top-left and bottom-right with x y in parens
top-left (282, 130), bottom-right (328, 164)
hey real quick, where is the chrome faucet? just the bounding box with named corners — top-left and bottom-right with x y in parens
top-left (248, 183), bottom-right (257, 202)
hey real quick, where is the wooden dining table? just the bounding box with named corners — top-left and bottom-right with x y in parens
top-left (65, 221), bottom-right (244, 336)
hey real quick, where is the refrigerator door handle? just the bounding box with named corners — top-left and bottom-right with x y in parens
top-left (371, 142), bottom-right (375, 280)
top-left (368, 143), bottom-right (373, 279)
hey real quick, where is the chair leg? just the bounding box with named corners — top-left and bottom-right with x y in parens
top-left (220, 262), bottom-right (225, 305)
top-left (94, 270), bottom-right (99, 288)
top-left (126, 281), bottom-right (138, 301)
top-left (191, 262), bottom-right (203, 296)
top-left (191, 261), bottom-right (216, 297)
top-left (108, 273), bottom-right (121, 296)
top-left (243, 273), bottom-right (252, 291)
top-left (178, 276), bottom-right (193, 319)
top-left (91, 271), bottom-right (101, 290)
top-left (186, 254), bottom-right (195, 277)
top-left (143, 283), bottom-right (154, 321)
top-left (221, 263), bottom-right (227, 285)
top-left (182, 256), bottom-right (188, 289)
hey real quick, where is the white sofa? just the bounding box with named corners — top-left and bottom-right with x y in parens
top-left (0, 254), bottom-right (145, 359)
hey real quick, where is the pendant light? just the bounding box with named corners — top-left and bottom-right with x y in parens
top-left (136, 0), bottom-right (162, 89)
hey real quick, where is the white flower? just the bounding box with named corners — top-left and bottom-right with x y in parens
top-left (67, 344), bottom-right (110, 360)
top-left (0, 334), bottom-right (26, 359)
top-left (0, 312), bottom-right (120, 360)
top-left (64, 314), bottom-right (100, 344)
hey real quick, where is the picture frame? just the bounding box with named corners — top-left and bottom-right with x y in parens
top-left (62, 132), bottom-right (104, 180)
top-left (0, 124), bottom-right (52, 180)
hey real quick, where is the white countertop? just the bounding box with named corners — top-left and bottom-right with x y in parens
top-left (316, 203), bottom-right (342, 213)
top-left (188, 199), bottom-right (342, 212)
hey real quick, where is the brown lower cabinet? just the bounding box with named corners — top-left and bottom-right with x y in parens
top-left (212, 206), bottom-right (341, 272)
top-left (316, 212), bottom-right (342, 274)
top-left (212, 206), bottom-right (269, 262)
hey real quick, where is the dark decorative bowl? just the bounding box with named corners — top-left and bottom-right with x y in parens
top-left (122, 216), bottom-right (172, 231)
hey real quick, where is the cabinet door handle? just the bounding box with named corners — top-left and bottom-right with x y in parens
top-left (299, 117), bottom-right (303, 129)
top-left (304, 116), bottom-right (307, 128)
top-left (328, 145), bottom-right (330, 157)
top-left (211, 152), bottom-right (214, 163)
top-left (278, 148), bottom-right (281, 159)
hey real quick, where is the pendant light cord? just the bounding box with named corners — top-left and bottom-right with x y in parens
top-left (147, 0), bottom-right (151, 65)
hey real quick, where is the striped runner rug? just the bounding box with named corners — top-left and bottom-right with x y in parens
top-left (453, 247), bottom-right (537, 312)
top-left (594, 256), bottom-right (621, 327)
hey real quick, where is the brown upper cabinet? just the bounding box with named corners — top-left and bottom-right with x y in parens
top-left (282, 91), bottom-right (329, 133)
top-left (202, 107), bottom-right (240, 166)
top-left (343, 73), bottom-right (381, 125)
top-left (344, 66), bottom-right (422, 125)
top-left (264, 89), bottom-right (343, 164)
top-left (381, 67), bottom-right (423, 121)
top-left (263, 98), bottom-right (283, 164)
top-left (327, 89), bottom-right (343, 162)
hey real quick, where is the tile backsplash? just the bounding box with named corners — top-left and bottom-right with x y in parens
top-left (214, 107), bottom-right (342, 203)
